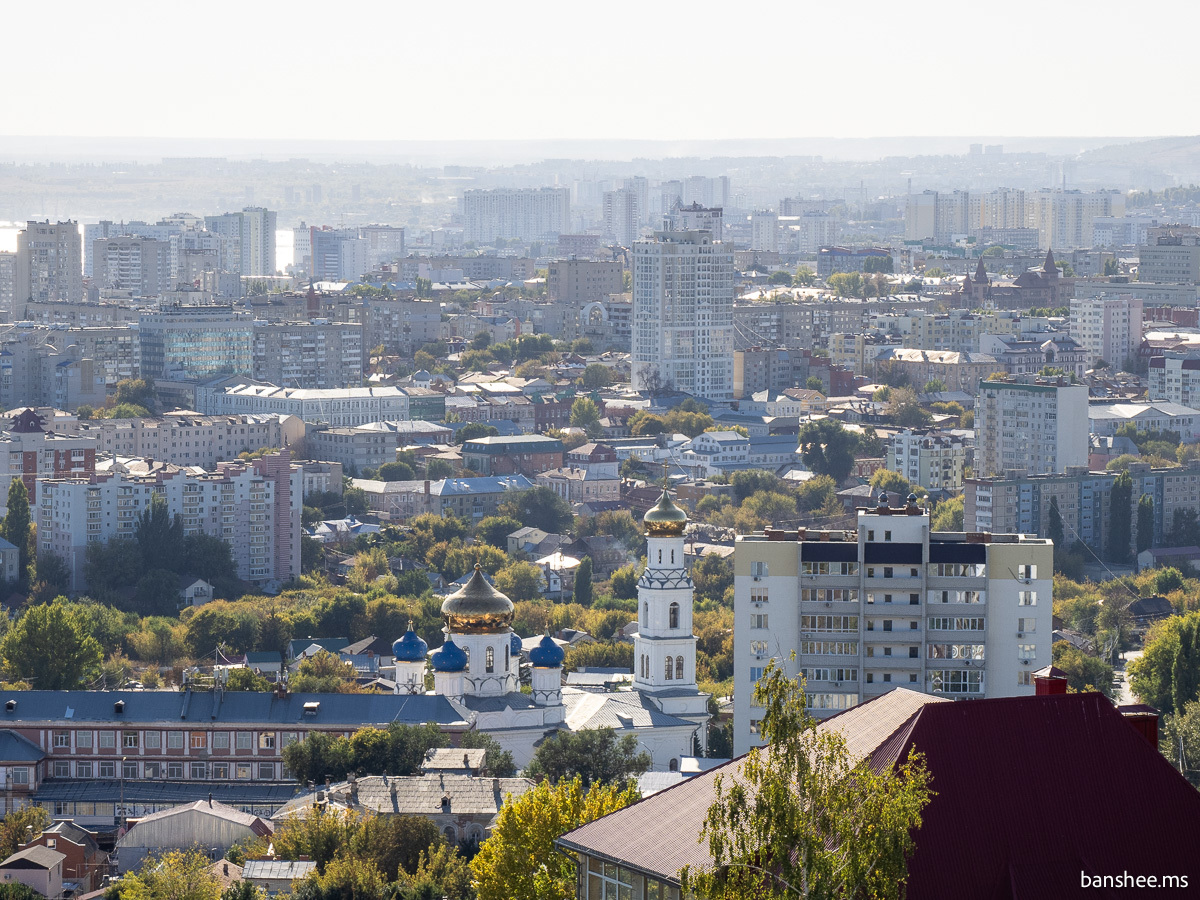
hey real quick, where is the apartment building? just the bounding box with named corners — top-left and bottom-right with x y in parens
top-left (732, 497), bottom-right (1053, 753)
top-left (204, 208), bottom-right (276, 277)
top-left (876, 349), bottom-right (1000, 393)
top-left (546, 259), bottom-right (623, 303)
top-left (732, 303), bottom-right (814, 351)
top-left (199, 383), bottom-right (409, 426)
top-left (0, 252), bottom-right (17, 322)
top-left (1069, 296), bottom-right (1143, 368)
top-left (360, 225), bottom-right (406, 269)
top-left (1138, 226), bottom-right (1200, 284)
top-left (363, 298), bottom-right (443, 356)
top-left (14, 221), bottom-right (83, 315)
top-left (974, 377), bottom-right (1089, 477)
top-left (603, 189), bottom-right (640, 247)
top-left (887, 430), bottom-right (967, 494)
top-left (460, 434), bottom-right (563, 477)
top-left (0, 331), bottom-right (107, 412)
top-left (828, 333), bottom-right (902, 376)
top-left (304, 426), bottom-right (396, 474)
top-left (816, 247), bottom-right (891, 278)
top-left (778, 212), bottom-right (841, 254)
top-left (0, 409), bottom-right (96, 515)
top-left (462, 188), bottom-right (571, 243)
top-left (64, 326), bottom-right (139, 386)
top-left (38, 450), bottom-right (302, 590)
top-left (70, 414), bottom-right (304, 470)
top-left (1149, 350), bottom-right (1200, 405)
top-left (732, 348), bottom-right (796, 398)
top-left (138, 307), bottom-right (254, 381)
top-left (349, 475), bottom-right (534, 522)
top-left (92, 235), bottom-right (170, 298)
top-left (308, 227), bottom-right (368, 281)
top-left (632, 231), bottom-right (735, 402)
top-left (252, 321), bottom-right (364, 389)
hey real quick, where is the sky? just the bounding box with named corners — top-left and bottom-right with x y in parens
top-left (4, 0), bottom-right (1195, 142)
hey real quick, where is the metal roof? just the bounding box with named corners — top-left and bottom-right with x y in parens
top-left (0, 728), bottom-right (48, 762)
top-left (243, 859), bottom-right (317, 880)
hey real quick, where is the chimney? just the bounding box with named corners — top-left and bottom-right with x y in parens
top-left (1120, 705), bottom-right (1160, 747)
top-left (223, 863), bottom-right (229, 876)
top-left (1033, 667), bottom-right (1068, 696)
top-left (492, 777), bottom-right (500, 793)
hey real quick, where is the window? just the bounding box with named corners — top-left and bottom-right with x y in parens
top-left (144, 763), bottom-right (159, 779)
top-left (282, 732), bottom-right (298, 748)
top-left (867, 530), bottom-right (875, 541)
top-left (167, 732), bottom-right (183, 749)
top-left (750, 561), bottom-right (769, 577)
top-left (53, 732), bottom-right (69, 749)
top-left (213, 732), bottom-right (229, 750)
top-left (1019, 591), bottom-right (1037, 606)
top-left (928, 669), bottom-right (983, 694)
top-left (587, 857), bottom-right (635, 900)
top-left (236, 764), bottom-right (252, 780)
top-left (909, 646), bottom-right (919, 658)
top-left (190, 733), bottom-right (206, 750)
top-left (883, 567), bottom-right (893, 578)
top-left (1018, 643), bottom-right (1037, 660)
top-left (883, 647), bottom-right (893, 656)
top-left (98, 761), bottom-right (115, 778)
top-left (212, 763), bottom-right (229, 779)
top-left (236, 733), bottom-right (252, 750)
top-left (800, 615), bottom-right (858, 633)
top-left (928, 643), bottom-right (985, 660)
top-left (123, 732), bottom-right (139, 749)
top-left (750, 640), bottom-right (768, 656)
top-left (909, 673), bottom-right (919, 683)
top-left (910, 621), bottom-right (919, 630)
top-left (751, 613), bottom-right (768, 629)
top-left (53, 761), bottom-right (70, 778)
top-left (883, 620), bottom-right (893, 632)
top-left (669, 602), bottom-right (680, 629)
top-left (10, 768), bottom-right (28, 785)
top-left (676, 656), bottom-right (684, 680)
top-left (167, 763), bottom-right (183, 779)
top-left (1018, 618), bottom-right (1037, 634)
top-left (800, 640), bottom-right (858, 655)
top-left (190, 763), bottom-right (207, 779)
top-left (123, 761), bottom-right (138, 779)
top-left (910, 593), bottom-right (920, 605)
top-left (143, 731), bottom-right (159, 749)
top-left (76, 731), bottom-right (92, 749)
top-left (751, 586), bottom-right (768, 603)
top-left (259, 762), bottom-right (275, 780)
top-left (884, 530), bottom-right (892, 541)
top-left (485, 646), bottom-right (494, 674)
top-left (1017, 671), bottom-right (1034, 686)
top-left (665, 658), bottom-right (673, 680)
top-left (883, 673), bottom-right (892, 683)
top-left (99, 731), bottom-right (115, 749)
top-left (1017, 564), bottom-right (1037, 580)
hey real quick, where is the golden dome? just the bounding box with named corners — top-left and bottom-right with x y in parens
top-left (644, 489), bottom-right (688, 537)
top-left (441, 565), bottom-right (515, 634)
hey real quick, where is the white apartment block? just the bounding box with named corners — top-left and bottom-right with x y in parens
top-left (92, 235), bottom-right (171, 298)
top-left (15, 221), bottom-right (83, 312)
top-left (887, 430), bottom-right (967, 493)
top-left (0, 252), bottom-right (15, 322)
top-left (252, 320), bottom-right (364, 389)
top-left (360, 225), bottom-right (406, 269)
top-left (69, 414), bottom-right (305, 470)
top-left (779, 214), bottom-right (840, 254)
top-left (603, 189), bottom-right (640, 247)
top-left (462, 188), bottom-right (571, 244)
top-left (749, 211), bottom-right (779, 253)
top-left (732, 498), bottom-right (1053, 755)
top-left (38, 451), bottom-right (302, 591)
top-left (1069, 296), bottom-right (1143, 368)
top-left (204, 208), bottom-right (277, 276)
top-left (974, 378), bottom-right (1089, 477)
top-left (83, 220), bottom-right (186, 278)
top-left (199, 383), bottom-right (409, 426)
top-left (1149, 351), bottom-right (1200, 406)
top-left (632, 231), bottom-right (734, 402)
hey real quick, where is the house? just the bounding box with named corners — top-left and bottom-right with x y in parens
top-left (677, 431), bottom-right (750, 476)
top-left (19, 820), bottom-right (106, 893)
top-left (1137, 545), bottom-right (1200, 573)
top-left (178, 577), bottom-right (214, 608)
top-left (241, 651), bottom-right (283, 677)
top-left (287, 638), bottom-right (350, 661)
top-left (536, 551), bottom-right (581, 598)
top-left (569, 534), bottom-right (628, 581)
top-left (1127, 595), bottom-right (1176, 627)
top-left (507, 526), bottom-right (550, 556)
top-left (242, 859), bottom-right (317, 896)
top-left (0, 538), bottom-right (19, 584)
top-left (0, 845), bottom-right (65, 898)
top-left (0, 730), bottom-right (48, 816)
top-left (115, 799), bottom-right (273, 873)
top-left (556, 688), bottom-right (1200, 900)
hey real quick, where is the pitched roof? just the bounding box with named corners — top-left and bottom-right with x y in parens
top-left (0, 728), bottom-right (47, 762)
top-left (276, 774), bottom-right (535, 819)
top-left (558, 691), bottom-right (1200, 899)
top-left (243, 859), bottom-right (317, 880)
top-left (0, 845), bottom-right (66, 870)
top-left (119, 800), bottom-right (273, 840)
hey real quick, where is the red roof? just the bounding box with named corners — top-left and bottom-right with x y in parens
top-left (558, 691), bottom-right (1200, 900)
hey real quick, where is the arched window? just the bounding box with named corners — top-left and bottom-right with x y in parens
top-left (504, 645), bottom-right (510, 671)
top-left (485, 647), bottom-right (494, 674)
top-left (676, 656), bottom-right (684, 680)
top-left (443, 825), bottom-right (457, 842)
top-left (671, 549), bottom-right (675, 564)
top-left (658, 548), bottom-right (662, 564)
top-left (665, 657), bottom-right (673, 680)
top-left (669, 758), bottom-right (679, 772)
top-left (669, 602), bottom-right (679, 629)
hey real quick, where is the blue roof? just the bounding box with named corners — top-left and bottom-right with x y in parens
top-left (243, 652), bottom-right (281, 664)
top-left (0, 691), bottom-right (469, 728)
top-left (0, 729), bottom-right (46, 762)
top-left (0, 537), bottom-right (17, 552)
top-left (393, 626), bottom-right (429, 662)
top-left (34, 779), bottom-right (298, 808)
top-left (529, 634), bottom-right (565, 669)
top-left (431, 639), bottom-right (467, 673)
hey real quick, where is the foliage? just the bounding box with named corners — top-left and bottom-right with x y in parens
top-left (281, 722), bottom-right (451, 786)
top-left (869, 468), bottom-right (918, 500)
top-left (679, 659), bottom-right (932, 900)
top-left (1162, 697), bottom-right (1200, 787)
top-left (425, 458), bottom-right (455, 480)
top-left (471, 777), bottom-right (640, 900)
top-left (455, 423), bottom-right (501, 444)
top-left (379, 461), bottom-right (417, 482)
top-left (1137, 494), bottom-right (1155, 554)
top-left (460, 730), bottom-right (518, 778)
top-left (344, 486), bottom-right (370, 516)
top-left (289, 650), bottom-right (363, 694)
top-left (0, 597), bottom-right (103, 690)
top-left (575, 509), bottom-right (642, 554)
top-left (2, 478), bottom-right (30, 580)
top-left (1129, 611), bottom-right (1200, 715)
top-left (886, 386), bottom-right (932, 428)
top-left (475, 516), bottom-right (523, 548)
top-left (691, 553), bottom-right (733, 607)
top-left (1107, 471), bottom-right (1133, 563)
top-left (573, 556), bottom-right (593, 606)
top-left (931, 495), bottom-right (964, 532)
top-left (524, 727), bottom-right (651, 788)
top-left (797, 420), bottom-right (860, 483)
top-left (224, 667), bottom-right (271, 692)
top-left (569, 398), bottom-right (603, 438)
top-left (29, 551), bottom-right (72, 605)
top-left (562, 641), bottom-right (633, 673)
top-left (1051, 642), bottom-right (1114, 697)
top-left (135, 493), bottom-right (185, 575)
top-left (581, 363), bottom-right (613, 390)
top-left (609, 563), bottom-right (641, 600)
top-left (109, 849), bottom-right (222, 900)
top-left (498, 486), bottom-right (574, 534)
top-left (494, 562), bottom-right (545, 602)
top-left (0, 806), bottom-right (49, 861)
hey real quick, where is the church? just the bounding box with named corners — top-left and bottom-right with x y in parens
top-left (393, 484), bottom-right (711, 771)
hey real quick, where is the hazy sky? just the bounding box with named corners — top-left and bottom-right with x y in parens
top-left (5, 0), bottom-right (1194, 142)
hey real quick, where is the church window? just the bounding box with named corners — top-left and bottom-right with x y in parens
top-left (485, 647), bottom-right (494, 674)
top-left (665, 658), bottom-right (673, 680)
top-left (504, 646), bottom-right (509, 671)
top-left (669, 602), bottom-right (679, 629)
top-left (671, 549), bottom-right (675, 564)
top-left (658, 549), bottom-right (662, 564)
top-left (676, 656), bottom-right (684, 680)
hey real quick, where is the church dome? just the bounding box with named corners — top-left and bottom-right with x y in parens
top-left (643, 489), bottom-right (688, 537)
top-left (510, 631), bottom-right (522, 658)
top-left (392, 622), bottom-right (428, 662)
top-left (529, 633), bottom-right (565, 669)
top-left (431, 637), bottom-right (468, 672)
top-left (441, 565), bottom-right (514, 634)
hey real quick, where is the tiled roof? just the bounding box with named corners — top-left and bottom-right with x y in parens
top-left (422, 748), bottom-right (486, 772)
top-left (276, 774), bottom-right (535, 819)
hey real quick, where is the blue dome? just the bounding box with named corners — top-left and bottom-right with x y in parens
top-left (529, 633), bottom-right (565, 669)
top-left (509, 632), bottom-right (522, 657)
top-left (431, 638), bottom-right (468, 673)
top-left (392, 623), bottom-right (428, 662)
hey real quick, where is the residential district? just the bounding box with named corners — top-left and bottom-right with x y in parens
top-left (0, 151), bottom-right (1198, 898)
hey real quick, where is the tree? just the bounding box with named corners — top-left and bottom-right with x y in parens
top-left (931, 495), bottom-right (964, 532)
top-left (922, 379), bottom-right (946, 394)
top-left (2, 478), bottom-right (30, 580)
top-left (1163, 697), bottom-right (1200, 787)
top-left (475, 516), bottom-right (523, 549)
top-left (869, 469), bottom-right (915, 499)
top-left (498, 486), bottom-right (574, 534)
top-left (629, 411), bottom-right (666, 437)
top-left (115, 377), bottom-right (156, 411)
top-left (1047, 495), bottom-right (1065, 550)
top-left (460, 730), bottom-right (517, 778)
top-left (225, 667), bottom-right (271, 692)
top-left (570, 398), bottom-right (603, 439)
top-left (29, 551), bottom-right (71, 605)
top-left (0, 806), bottom-right (49, 860)
top-left (289, 650), bottom-right (362, 694)
top-left (425, 458), bottom-right (454, 480)
top-left (1137, 494), bottom-right (1156, 554)
top-left (1051, 642), bottom-right (1114, 697)
top-left (691, 553), bottom-right (733, 607)
top-left (344, 487), bottom-right (369, 516)
top-left (797, 420), bottom-right (860, 484)
top-left (524, 728), bottom-right (651, 788)
top-left (84, 536), bottom-right (144, 595)
top-left (1129, 611), bottom-right (1200, 715)
top-left (133, 568), bottom-right (185, 617)
top-left (573, 556), bottom-right (593, 606)
top-left (0, 598), bottom-right (103, 690)
top-left (609, 563), bottom-right (640, 600)
top-left (886, 386), bottom-right (931, 428)
top-left (455, 423), bottom-right (500, 444)
top-left (494, 561), bottom-right (544, 602)
top-left (1107, 471), bottom-right (1133, 563)
top-left (378, 461), bottom-right (417, 482)
top-left (471, 777), bottom-right (640, 900)
top-left (804, 376), bottom-right (825, 394)
top-left (793, 265), bottom-right (816, 286)
top-left (581, 364), bottom-right (613, 390)
top-left (562, 641), bottom-right (633, 672)
top-left (107, 849), bottom-right (222, 900)
top-left (135, 493), bottom-right (184, 575)
top-left (679, 659), bottom-right (932, 900)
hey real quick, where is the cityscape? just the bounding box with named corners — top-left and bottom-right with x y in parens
top-left (2, 4), bottom-right (1200, 898)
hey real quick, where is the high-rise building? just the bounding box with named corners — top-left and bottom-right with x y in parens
top-left (665, 202), bottom-right (723, 240)
top-left (1138, 226), bottom-right (1200, 284)
top-left (0, 252), bottom-right (15, 322)
top-left (632, 231), bottom-right (735, 401)
top-left (545, 259), bottom-right (623, 303)
top-left (1149, 350), bottom-right (1200, 406)
top-left (308, 227), bottom-right (368, 282)
top-left (83, 220), bottom-right (185, 277)
top-left (14, 221), bottom-right (83, 314)
top-left (252, 321), bottom-right (364, 388)
top-left (360, 225), bottom-right (406, 269)
top-left (732, 496), bottom-right (1053, 754)
top-left (1069, 295), bottom-right (1143, 368)
top-left (204, 208), bottom-right (277, 276)
top-left (137, 307), bottom-right (254, 381)
top-left (749, 210), bottom-right (779, 252)
top-left (602, 189), bottom-right (640, 247)
top-left (974, 376), bottom-right (1089, 477)
top-left (462, 188), bottom-right (571, 243)
top-left (92, 236), bottom-right (170, 298)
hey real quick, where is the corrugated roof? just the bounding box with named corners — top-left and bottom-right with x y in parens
top-left (243, 859), bottom-right (316, 879)
top-left (558, 691), bottom-right (1200, 899)
top-left (35, 779), bottom-right (298, 808)
top-left (276, 774), bottom-right (535, 819)
top-left (119, 800), bottom-right (273, 840)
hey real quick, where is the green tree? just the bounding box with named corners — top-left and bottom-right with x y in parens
top-left (290, 650), bottom-right (362, 694)
top-left (793, 265), bottom-right (816, 286)
top-left (115, 377), bottom-right (156, 411)
top-left (107, 849), bottom-right (221, 900)
top-left (1047, 495), bottom-right (1065, 550)
top-left (135, 493), bottom-right (184, 574)
top-left (768, 270), bottom-right (793, 285)
top-left (2, 478), bottom-right (31, 580)
top-left (573, 556), bottom-right (594, 606)
top-left (475, 516), bottom-right (523, 549)
top-left (460, 730), bottom-right (518, 778)
top-left (869, 468), bottom-right (916, 499)
top-left (922, 379), bottom-right (946, 394)
top-left (1137, 494), bottom-right (1156, 554)
top-left (570, 398), bottom-right (603, 438)
top-left (886, 386), bottom-right (932, 428)
top-left (1129, 611), bottom-right (1200, 715)
top-left (679, 659), bottom-right (932, 900)
top-left (1051, 642), bottom-right (1115, 697)
top-left (562, 641), bottom-right (633, 672)
top-left (1107, 471), bottom-right (1133, 563)
top-left (804, 376), bottom-right (825, 394)
top-left (28, 551), bottom-right (72, 605)
top-left (132, 568), bottom-right (185, 617)
top-left (581, 364), bottom-right (613, 390)
top-left (797, 420), bottom-right (860, 483)
top-left (691, 553), bottom-right (733, 606)
top-left (931, 495), bottom-right (964, 532)
top-left (344, 487), bottom-right (369, 516)
top-left (524, 728), bottom-right (651, 788)
top-left (0, 806), bottom-right (49, 860)
top-left (224, 667), bottom-right (271, 692)
top-left (0, 598), bottom-right (103, 690)
top-left (1163, 697), bottom-right (1200, 787)
top-left (609, 563), bottom-right (641, 600)
top-left (425, 458), bottom-right (455, 480)
top-left (378, 461), bottom-right (417, 482)
top-left (455, 423), bottom-right (501, 444)
top-left (629, 411), bottom-right (666, 436)
top-left (494, 561), bottom-right (544, 602)
top-left (471, 777), bottom-right (640, 900)
top-left (84, 536), bottom-right (144, 595)
top-left (1171, 616), bottom-right (1200, 716)
top-left (498, 486), bottom-right (574, 533)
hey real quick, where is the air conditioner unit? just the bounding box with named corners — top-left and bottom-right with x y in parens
top-left (753, 576), bottom-right (761, 582)
top-left (1017, 632), bottom-right (1024, 638)
top-left (1021, 659), bottom-right (1030, 665)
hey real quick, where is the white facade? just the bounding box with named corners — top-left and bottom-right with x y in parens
top-left (1069, 296), bottom-right (1143, 368)
top-left (632, 231), bottom-right (735, 402)
top-left (975, 379), bottom-right (1089, 477)
top-left (1148, 351), bottom-right (1200, 407)
top-left (749, 211), bottom-right (778, 253)
top-left (70, 414), bottom-right (304, 470)
top-left (462, 188), bottom-right (571, 243)
top-left (887, 430), bottom-right (967, 493)
top-left (200, 384), bottom-right (409, 426)
top-left (1088, 401), bottom-right (1200, 443)
top-left (603, 189), bottom-right (640, 247)
top-left (732, 503), bottom-right (1054, 755)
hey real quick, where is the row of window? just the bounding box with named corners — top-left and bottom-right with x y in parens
top-left (50, 760), bottom-right (278, 780)
top-left (754, 561), bottom-right (1032, 580)
top-left (52, 730), bottom-right (296, 752)
top-left (640, 654), bottom-right (687, 681)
